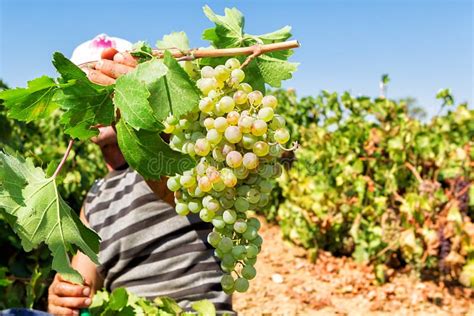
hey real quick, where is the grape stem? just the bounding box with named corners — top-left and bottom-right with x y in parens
top-left (78, 40), bottom-right (300, 68)
top-left (161, 40), bottom-right (299, 60)
top-left (52, 139), bottom-right (74, 179)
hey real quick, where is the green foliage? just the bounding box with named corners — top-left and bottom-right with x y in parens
top-left (0, 81), bottom-right (106, 308)
top-left (90, 288), bottom-right (218, 316)
top-left (274, 87), bottom-right (473, 285)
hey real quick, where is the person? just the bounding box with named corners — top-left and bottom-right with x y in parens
top-left (47, 35), bottom-right (234, 316)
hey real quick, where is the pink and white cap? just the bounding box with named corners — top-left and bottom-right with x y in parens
top-left (70, 33), bottom-right (132, 65)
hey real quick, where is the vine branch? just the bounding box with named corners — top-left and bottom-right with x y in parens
top-left (52, 139), bottom-right (74, 178)
top-left (78, 40), bottom-right (300, 68)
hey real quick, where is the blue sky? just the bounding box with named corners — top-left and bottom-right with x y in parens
top-left (0, 0), bottom-right (472, 116)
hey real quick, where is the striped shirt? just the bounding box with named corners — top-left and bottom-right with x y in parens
top-left (84, 167), bottom-right (234, 313)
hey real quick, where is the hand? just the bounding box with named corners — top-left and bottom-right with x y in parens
top-left (48, 274), bottom-right (92, 315)
top-left (86, 47), bottom-right (137, 85)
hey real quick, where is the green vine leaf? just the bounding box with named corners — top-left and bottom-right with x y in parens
top-left (113, 59), bottom-right (167, 132)
top-left (202, 5), bottom-right (245, 48)
top-left (156, 32), bottom-right (190, 51)
top-left (0, 76), bottom-right (61, 122)
top-left (53, 52), bottom-right (115, 140)
top-left (148, 51), bottom-right (200, 120)
top-left (116, 120), bottom-right (196, 179)
top-left (0, 151), bottom-right (100, 284)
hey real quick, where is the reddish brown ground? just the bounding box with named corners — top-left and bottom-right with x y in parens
top-left (233, 217), bottom-right (473, 316)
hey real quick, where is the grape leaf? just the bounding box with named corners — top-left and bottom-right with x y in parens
top-left (0, 76), bottom-right (60, 122)
top-left (156, 32), bottom-right (190, 51)
top-left (52, 52), bottom-right (115, 140)
top-left (0, 151), bottom-right (100, 284)
top-left (256, 55), bottom-right (299, 88)
top-left (108, 287), bottom-right (129, 311)
top-left (116, 120), bottom-right (196, 179)
top-left (148, 51), bottom-right (200, 120)
top-left (191, 300), bottom-right (216, 316)
top-left (202, 6), bottom-right (297, 89)
top-left (202, 5), bottom-right (245, 48)
top-left (114, 60), bottom-right (167, 131)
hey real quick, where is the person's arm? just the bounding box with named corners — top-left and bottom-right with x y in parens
top-left (47, 208), bottom-right (103, 315)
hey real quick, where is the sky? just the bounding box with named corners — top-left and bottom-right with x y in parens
top-left (0, 0), bottom-right (472, 116)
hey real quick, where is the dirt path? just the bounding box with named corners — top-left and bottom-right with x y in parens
top-left (233, 217), bottom-right (473, 316)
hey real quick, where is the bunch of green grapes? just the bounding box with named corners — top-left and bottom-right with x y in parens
top-left (165, 58), bottom-right (290, 294)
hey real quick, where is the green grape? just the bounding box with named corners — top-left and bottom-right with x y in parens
top-left (221, 169), bottom-right (238, 187)
top-left (231, 69), bottom-right (245, 83)
top-left (262, 95), bottom-right (278, 109)
top-left (207, 231), bottom-right (222, 247)
top-left (212, 147), bottom-right (226, 162)
top-left (248, 91), bottom-right (263, 106)
top-left (206, 129), bottom-right (222, 144)
top-left (243, 152), bottom-right (259, 170)
top-left (247, 188), bottom-right (260, 204)
top-left (238, 116), bottom-right (254, 133)
top-left (201, 65), bottom-right (215, 78)
top-left (226, 151), bottom-right (243, 168)
top-left (214, 117), bottom-right (228, 132)
top-left (199, 97), bottom-right (214, 113)
top-left (253, 141), bottom-right (270, 157)
top-left (176, 203), bottom-right (189, 216)
top-left (258, 107), bottom-right (274, 122)
top-left (258, 179), bottom-right (273, 193)
top-left (243, 226), bottom-right (258, 241)
top-left (180, 174), bottom-right (196, 188)
top-left (188, 200), bottom-right (201, 214)
top-left (223, 187), bottom-right (236, 200)
top-left (246, 244), bottom-right (259, 258)
top-left (232, 245), bottom-right (247, 260)
top-left (234, 165), bottom-right (249, 179)
top-left (242, 265), bottom-right (256, 280)
top-left (251, 119), bottom-right (267, 136)
top-left (225, 58), bottom-right (240, 70)
top-left (258, 193), bottom-right (270, 207)
top-left (251, 235), bottom-right (263, 247)
top-left (212, 216), bottom-right (226, 229)
top-left (163, 122), bottom-right (175, 133)
top-left (269, 114), bottom-right (286, 130)
top-left (245, 257), bottom-right (257, 266)
top-left (272, 163), bottom-right (283, 178)
top-left (222, 253), bottom-right (236, 268)
top-left (194, 138), bottom-right (211, 156)
top-left (227, 111), bottom-right (240, 125)
top-left (258, 164), bottom-right (274, 178)
top-left (237, 185), bottom-right (251, 196)
top-left (223, 209), bottom-right (237, 224)
top-left (224, 126), bottom-right (243, 143)
top-left (238, 83), bottom-right (252, 93)
top-left (247, 217), bottom-right (261, 230)
top-left (198, 176), bottom-right (212, 192)
top-left (221, 275), bottom-right (235, 295)
top-left (206, 198), bottom-right (221, 213)
top-left (214, 248), bottom-right (224, 259)
top-left (234, 278), bottom-right (249, 293)
top-left (166, 177), bottom-right (181, 191)
top-left (204, 117), bottom-right (215, 129)
top-left (219, 96), bottom-right (235, 113)
top-left (233, 90), bottom-right (248, 105)
top-left (197, 78), bottom-right (217, 95)
top-left (214, 65), bottom-right (230, 81)
top-left (218, 237), bottom-right (233, 253)
top-left (274, 128), bottom-right (290, 144)
top-left (219, 197), bottom-right (234, 209)
top-left (199, 208), bottom-right (215, 222)
top-left (235, 197), bottom-right (250, 212)
top-left (233, 220), bottom-right (247, 234)
top-left (206, 167), bottom-right (221, 183)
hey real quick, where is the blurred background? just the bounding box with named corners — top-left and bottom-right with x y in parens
top-left (0, 0), bottom-right (473, 315)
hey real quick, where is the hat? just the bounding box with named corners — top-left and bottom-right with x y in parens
top-left (70, 33), bottom-right (132, 65)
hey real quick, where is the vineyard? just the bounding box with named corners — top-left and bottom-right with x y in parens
top-left (0, 4), bottom-right (473, 316)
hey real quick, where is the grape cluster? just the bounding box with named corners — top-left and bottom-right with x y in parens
top-left (165, 58), bottom-right (290, 294)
